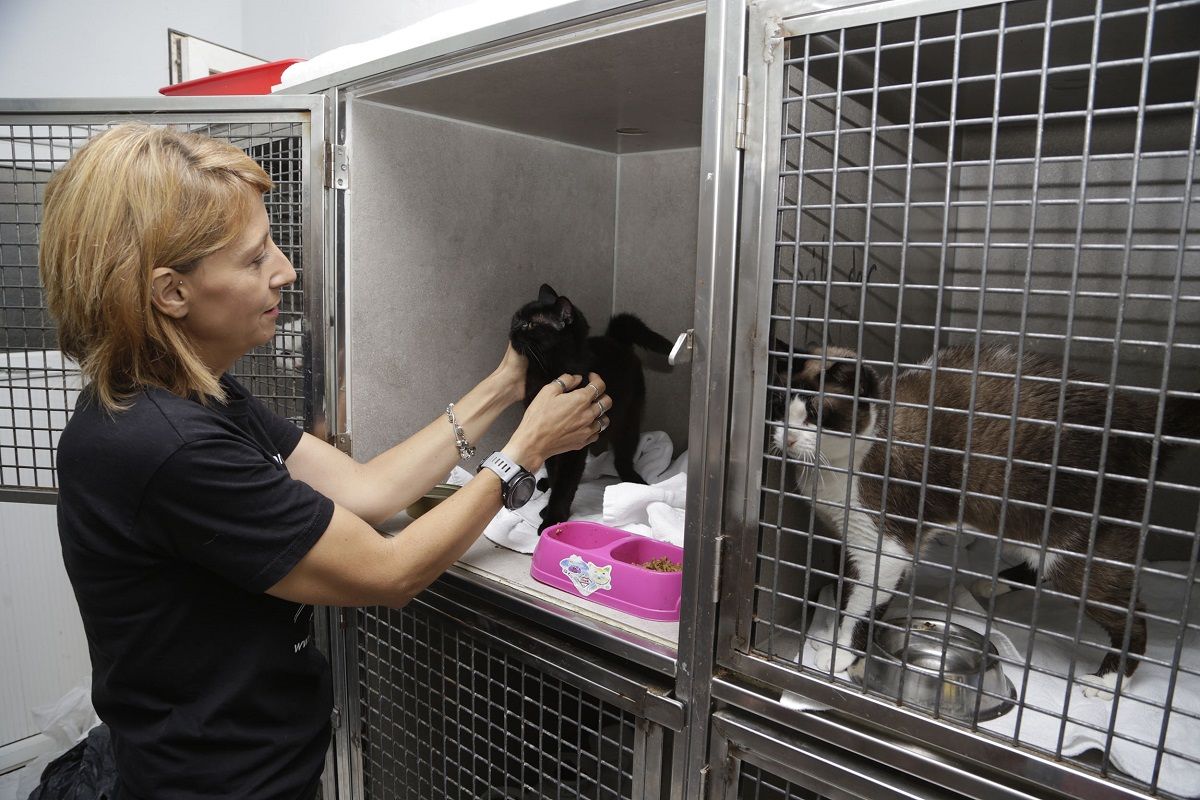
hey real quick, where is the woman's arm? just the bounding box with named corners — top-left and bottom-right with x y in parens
top-left (268, 373), bottom-right (609, 606)
top-left (284, 347), bottom-right (526, 525)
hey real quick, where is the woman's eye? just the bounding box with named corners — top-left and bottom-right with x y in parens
top-left (251, 251), bottom-right (267, 266)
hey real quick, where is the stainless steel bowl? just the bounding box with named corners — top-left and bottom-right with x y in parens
top-left (853, 618), bottom-right (1016, 722)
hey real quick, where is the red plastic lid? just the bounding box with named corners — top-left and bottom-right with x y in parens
top-left (158, 58), bottom-right (305, 96)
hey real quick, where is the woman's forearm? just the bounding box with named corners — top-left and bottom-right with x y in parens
top-left (353, 368), bottom-right (523, 523)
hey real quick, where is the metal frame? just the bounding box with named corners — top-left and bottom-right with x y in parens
top-left (709, 707), bottom-right (970, 800)
top-left (719, 0), bottom-right (1199, 799)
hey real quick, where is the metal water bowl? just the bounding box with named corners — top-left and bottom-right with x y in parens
top-left (854, 618), bottom-right (1016, 723)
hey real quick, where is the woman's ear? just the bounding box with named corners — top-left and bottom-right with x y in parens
top-left (150, 268), bottom-right (188, 319)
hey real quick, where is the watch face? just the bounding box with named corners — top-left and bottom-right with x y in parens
top-left (507, 474), bottom-right (536, 509)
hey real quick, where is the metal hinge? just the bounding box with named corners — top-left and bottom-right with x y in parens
top-left (712, 534), bottom-right (726, 605)
top-left (325, 142), bottom-right (349, 190)
top-left (332, 432), bottom-right (352, 454)
top-left (331, 706), bottom-right (341, 729)
top-left (735, 74), bottom-right (748, 150)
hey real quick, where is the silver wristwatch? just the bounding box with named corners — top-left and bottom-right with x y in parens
top-left (477, 451), bottom-right (536, 511)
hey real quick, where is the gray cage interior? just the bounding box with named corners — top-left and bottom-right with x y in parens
top-left (0, 120), bottom-right (310, 490)
top-left (344, 12), bottom-right (704, 465)
top-left (340, 11), bottom-right (706, 658)
top-left (355, 597), bottom-right (667, 799)
top-left (753, 0), bottom-right (1200, 796)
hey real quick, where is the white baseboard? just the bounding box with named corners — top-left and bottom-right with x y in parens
top-left (0, 733), bottom-right (56, 774)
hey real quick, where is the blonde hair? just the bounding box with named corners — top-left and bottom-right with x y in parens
top-left (39, 123), bottom-right (273, 411)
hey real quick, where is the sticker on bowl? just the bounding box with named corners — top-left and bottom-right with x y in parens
top-left (559, 554), bottom-right (612, 597)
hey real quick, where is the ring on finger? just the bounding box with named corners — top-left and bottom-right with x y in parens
top-left (587, 383), bottom-right (600, 402)
top-left (598, 415), bottom-right (609, 433)
top-left (554, 377), bottom-right (567, 392)
top-left (594, 399), bottom-right (606, 417)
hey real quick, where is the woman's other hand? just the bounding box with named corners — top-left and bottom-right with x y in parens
top-left (503, 372), bottom-right (610, 472)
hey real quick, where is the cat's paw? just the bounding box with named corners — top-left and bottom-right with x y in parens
top-left (1080, 672), bottom-right (1118, 700)
top-left (812, 641), bottom-right (858, 674)
top-left (971, 577), bottom-right (1014, 599)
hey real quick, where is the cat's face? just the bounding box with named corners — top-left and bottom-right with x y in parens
top-left (771, 344), bottom-right (878, 464)
top-left (509, 283), bottom-right (589, 361)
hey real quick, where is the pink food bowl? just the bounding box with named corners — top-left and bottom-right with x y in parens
top-left (529, 520), bottom-right (684, 621)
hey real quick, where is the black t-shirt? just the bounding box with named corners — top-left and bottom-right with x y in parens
top-left (56, 375), bottom-right (336, 799)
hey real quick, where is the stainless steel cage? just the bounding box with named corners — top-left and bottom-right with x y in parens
top-left (726, 0), bottom-right (1200, 797)
top-left (0, 110), bottom-right (323, 496)
top-left (346, 584), bottom-right (681, 800)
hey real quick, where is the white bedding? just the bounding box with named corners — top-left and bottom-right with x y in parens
top-left (792, 538), bottom-right (1200, 797)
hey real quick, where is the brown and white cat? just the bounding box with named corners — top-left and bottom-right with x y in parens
top-left (772, 343), bottom-right (1199, 696)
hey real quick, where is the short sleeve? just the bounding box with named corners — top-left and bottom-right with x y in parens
top-left (139, 436), bottom-right (335, 593)
top-left (226, 375), bottom-right (305, 459)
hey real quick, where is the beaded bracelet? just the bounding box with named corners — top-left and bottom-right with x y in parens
top-left (445, 403), bottom-right (476, 460)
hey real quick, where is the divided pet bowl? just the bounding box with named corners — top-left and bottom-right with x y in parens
top-left (852, 618), bottom-right (1016, 722)
top-left (530, 520), bottom-right (683, 621)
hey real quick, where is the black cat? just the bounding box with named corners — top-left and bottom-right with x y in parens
top-left (510, 283), bottom-right (673, 532)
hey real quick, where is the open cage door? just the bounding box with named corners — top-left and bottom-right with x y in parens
top-left (0, 96), bottom-right (333, 497)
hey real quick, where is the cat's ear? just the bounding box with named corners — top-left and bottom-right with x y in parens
top-left (554, 295), bottom-right (574, 325)
top-left (826, 358), bottom-right (878, 399)
top-left (538, 284), bottom-right (559, 305)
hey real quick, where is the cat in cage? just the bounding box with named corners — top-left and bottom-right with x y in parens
top-left (771, 343), bottom-right (1199, 696)
top-left (509, 283), bottom-right (673, 532)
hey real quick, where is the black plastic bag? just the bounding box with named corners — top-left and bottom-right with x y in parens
top-left (26, 724), bottom-right (119, 800)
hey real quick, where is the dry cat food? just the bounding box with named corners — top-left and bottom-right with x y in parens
top-left (639, 557), bottom-right (682, 573)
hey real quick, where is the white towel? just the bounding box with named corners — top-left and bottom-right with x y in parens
top-left (473, 431), bottom-right (684, 554)
top-left (601, 469), bottom-right (688, 547)
top-left (798, 538), bottom-right (1200, 797)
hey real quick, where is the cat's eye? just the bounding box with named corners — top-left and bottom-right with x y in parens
top-left (804, 398), bottom-right (818, 424)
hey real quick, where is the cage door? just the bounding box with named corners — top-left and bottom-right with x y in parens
top-left (0, 97), bottom-right (330, 498)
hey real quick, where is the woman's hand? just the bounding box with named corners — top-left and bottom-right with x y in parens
top-left (503, 372), bottom-right (611, 472)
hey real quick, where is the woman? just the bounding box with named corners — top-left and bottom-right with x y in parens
top-left (37, 123), bottom-right (611, 799)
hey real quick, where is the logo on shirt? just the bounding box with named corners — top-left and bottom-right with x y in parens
top-left (293, 604), bottom-right (313, 654)
top-left (272, 452), bottom-right (284, 468)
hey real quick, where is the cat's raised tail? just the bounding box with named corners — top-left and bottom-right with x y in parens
top-left (606, 313), bottom-right (673, 355)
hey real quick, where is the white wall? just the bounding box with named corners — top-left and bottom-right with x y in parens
top-left (0, 0), bottom-right (484, 98)
top-left (0, 0), bottom-right (246, 97)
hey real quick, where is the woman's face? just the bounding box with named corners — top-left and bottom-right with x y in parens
top-left (181, 188), bottom-right (296, 375)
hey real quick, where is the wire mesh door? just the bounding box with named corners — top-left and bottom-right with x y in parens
top-left (0, 107), bottom-right (324, 496)
top-left (724, 0), bottom-right (1200, 797)
top-left (351, 587), bottom-right (676, 800)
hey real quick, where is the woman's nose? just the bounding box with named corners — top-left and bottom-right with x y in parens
top-left (273, 256), bottom-right (298, 289)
